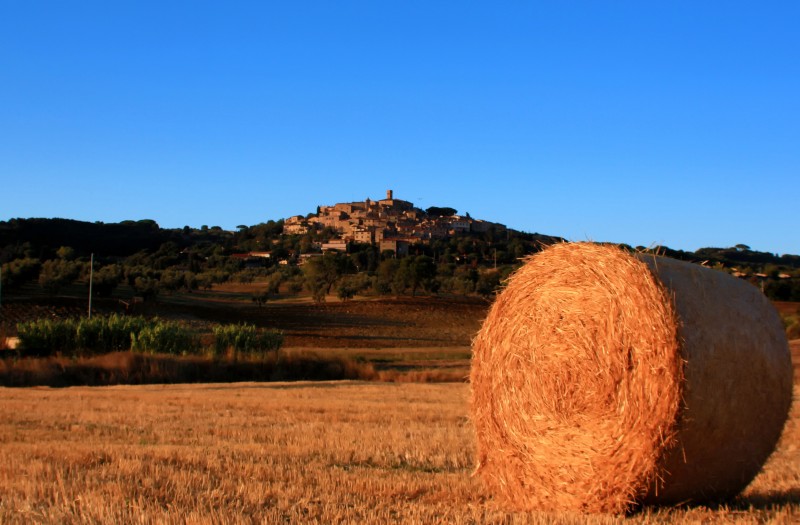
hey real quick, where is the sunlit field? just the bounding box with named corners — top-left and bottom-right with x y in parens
top-left (1, 382), bottom-right (798, 524)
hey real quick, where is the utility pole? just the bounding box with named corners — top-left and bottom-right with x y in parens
top-left (88, 253), bottom-right (94, 318)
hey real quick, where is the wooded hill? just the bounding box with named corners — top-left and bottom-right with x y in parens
top-left (1, 217), bottom-right (798, 302)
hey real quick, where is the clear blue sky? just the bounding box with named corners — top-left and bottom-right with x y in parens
top-left (2, 2), bottom-right (798, 254)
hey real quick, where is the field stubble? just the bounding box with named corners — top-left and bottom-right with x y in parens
top-left (0, 381), bottom-right (798, 524)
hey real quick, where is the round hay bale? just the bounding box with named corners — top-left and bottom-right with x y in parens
top-left (470, 242), bottom-right (792, 513)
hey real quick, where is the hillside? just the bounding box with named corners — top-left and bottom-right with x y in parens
top-left (1, 196), bottom-right (799, 306)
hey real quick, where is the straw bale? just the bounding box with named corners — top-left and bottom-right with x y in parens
top-left (470, 242), bottom-right (792, 513)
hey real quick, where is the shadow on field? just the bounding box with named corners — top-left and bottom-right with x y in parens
top-left (734, 488), bottom-right (800, 509)
top-left (637, 488), bottom-right (800, 516)
top-left (0, 351), bottom-right (377, 387)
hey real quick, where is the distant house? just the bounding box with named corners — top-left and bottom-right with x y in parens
top-left (298, 253), bottom-right (323, 265)
top-left (352, 228), bottom-right (374, 244)
top-left (449, 217), bottom-right (471, 233)
top-left (317, 212), bottom-right (347, 231)
top-left (284, 216), bottom-right (308, 234)
top-left (335, 203), bottom-right (357, 214)
top-left (322, 239), bottom-right (348, 252)
top-left (284, 224), bottom-right (307, 234)
top-left (363, 217), bottom-right (384, 228)
top-left (470, 219), bottom-right (506, 234)
top-left (380, 239), bottom-right (410, 257)
top-left (230, 253), bottom-right (269, 268)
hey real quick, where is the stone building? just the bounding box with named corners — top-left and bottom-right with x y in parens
top-left (283, 189), bottom-right (507, 256)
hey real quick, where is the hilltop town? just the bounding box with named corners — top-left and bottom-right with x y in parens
top-left (283, 190), bottom-right (507, 256)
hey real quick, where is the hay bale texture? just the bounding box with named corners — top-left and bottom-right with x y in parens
top-left (470, 242), bottom-right (792, 513)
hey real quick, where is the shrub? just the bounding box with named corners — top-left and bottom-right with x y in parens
top-left (18, 316), bottom-right (206, 357)
top-left (107, 315), bottom-right (149, 350)
top-left (1, 258), bottom-right (41, 291)
top-left (75, 315), bottom-right (149, 355)
top-left (38, 259), bottom-right (82, 295)
top-left (337, 273), bottom-right (372, 301)
top-left (17, 316), bottom-right (287, 359)
top-left (212, 323), bottom-right (283, 359)
top-left (131, 321), bottom-right (199, 355)
top-left (17, 318), bottom-right (79, 357)
top-left (18, 316), bottom-right (170, 357)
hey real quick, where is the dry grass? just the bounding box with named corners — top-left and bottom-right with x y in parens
top-left (0, 381), bottom-right (798, 524)
top-left (0, 348), bottom-right (472, 387)
top-left (0, 350), bottom-right (379, 387)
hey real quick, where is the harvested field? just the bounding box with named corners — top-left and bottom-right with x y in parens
top-left (1, 286), bottom-right (799, 520)
top-left (0, 382), bottom-right (798, 523)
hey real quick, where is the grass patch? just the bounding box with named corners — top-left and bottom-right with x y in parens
top-left (13, 315), bottom-right (286, 360)
top-left (212, 323), bottom-right (283, 359)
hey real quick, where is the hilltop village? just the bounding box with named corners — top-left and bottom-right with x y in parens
top-left (283, 190), bottom-right (506, 256)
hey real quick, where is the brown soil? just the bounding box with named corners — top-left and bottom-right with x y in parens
top-left (162, 295), bottom-right (489, 349)
top-left (775, 301), bottom-right (800, 316)
top-left (0, 293), bottom-right (490, 349)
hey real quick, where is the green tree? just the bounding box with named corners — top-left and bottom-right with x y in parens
top-left (133, 276), bottom-right (159, 301)
top-left (93, 264), bottom-right (123, 297)
top-left (38, 259), bottom-right (81, 295)
top-left (476, 270), bottom-right (502, 297)
top-left (375, 258), bottom-right (400, 295)
top-left (425, 206), bottom-right (457, 217)
top-left (56, 246), bottom-right (76, 260)
top-left (302, 253), bottom-right (353, 301)
top-left (392, 259), bottom-right (411, 295)
top-left (0, 258), bottom-right (41, 291)
top-left (251, 291), bottom-right (270, 307)
top-left (336, 280), bottom-right (357, 301)
top-left (408, 255), bottom-right (437, 296)
top-left (336, 273), bottom-right (371, 301)
top-left (303, 258), bottom-right (329, 302)
top-left (251, 271), bottom-right (284, 306)
top-left (265, 271), bottom-right (284, 295)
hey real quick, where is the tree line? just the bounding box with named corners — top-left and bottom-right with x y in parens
top-left (1, 218), bottom-right (798, 303)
